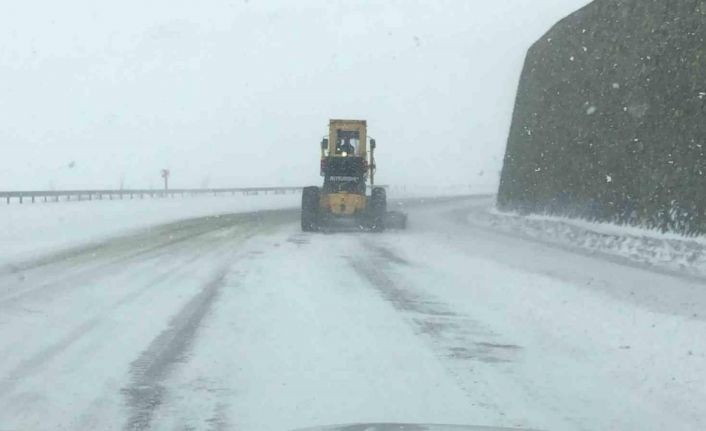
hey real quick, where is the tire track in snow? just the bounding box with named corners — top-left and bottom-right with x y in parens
top-left (0, 224), bottom-right (263, 389)
top-left (0, 211), bottom-right (286, 429)
top-left (0, 223), bottom-right (254, 374)
top-left (352, 242), bottom-right (523, 364)
top-left (349, 241), bottom-right (523, 415)
top-left (121, 269), bottom-right (230, 431)
top-left (0, 257), bottom-right (201, 397)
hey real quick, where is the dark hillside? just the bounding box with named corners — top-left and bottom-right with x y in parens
top-left (498, 0), bottom-right (706, 234)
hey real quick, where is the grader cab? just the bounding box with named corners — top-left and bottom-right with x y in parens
top-left (301, 119), bottom-right (406, 232)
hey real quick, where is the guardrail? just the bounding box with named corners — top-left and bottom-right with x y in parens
top-left (0, 187), bottom-right (303, 204)
top-left (0, 184), bottom-right (477, 205)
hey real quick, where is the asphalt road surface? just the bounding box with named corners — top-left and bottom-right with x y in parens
top-left (1, 197), bottom-right (704, 431)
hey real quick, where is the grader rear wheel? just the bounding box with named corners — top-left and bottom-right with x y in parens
top-left (301, 186), bottom-right (321, 232)
top-left (369, 187), bottom-right (387, 232)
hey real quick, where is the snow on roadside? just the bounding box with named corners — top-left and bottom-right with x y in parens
top-left (467, 202), bottom-right (706, 278)
top-left (0, 193), bottom-right (301, 265)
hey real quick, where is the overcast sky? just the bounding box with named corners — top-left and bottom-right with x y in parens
top-left (0, 0), bottom-right (590, 191)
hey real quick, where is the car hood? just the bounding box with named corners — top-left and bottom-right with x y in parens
top-left (293, 423), bottom-right (539, 431)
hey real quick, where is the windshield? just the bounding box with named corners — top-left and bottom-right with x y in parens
top-left (335, 131), bottom-right (361, 156)
top-left (1, 1), bottom-right (704, 431)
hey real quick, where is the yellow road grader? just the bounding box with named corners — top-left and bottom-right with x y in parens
top-left (301, 119), bottom-right (407, 232)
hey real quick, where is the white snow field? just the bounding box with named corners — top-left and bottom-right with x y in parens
top-left (0, 196), bottom-right (704, 431)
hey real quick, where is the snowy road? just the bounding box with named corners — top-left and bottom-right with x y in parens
top-left (1, 197), bottom-right (705, 431)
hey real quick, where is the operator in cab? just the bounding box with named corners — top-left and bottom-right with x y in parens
top-left (336, 138), bottom-right (356, 156)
